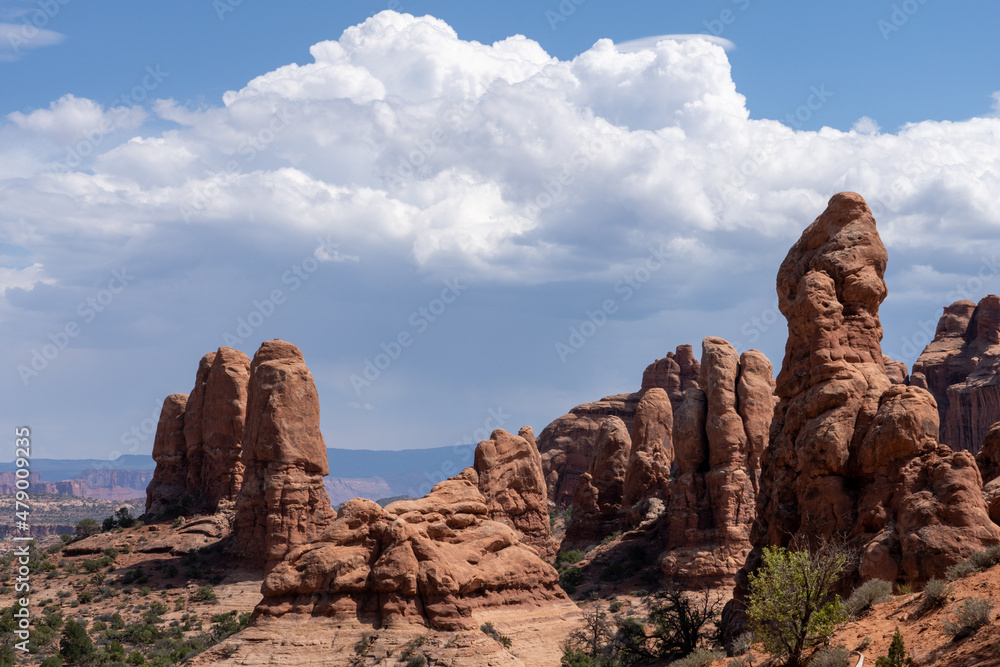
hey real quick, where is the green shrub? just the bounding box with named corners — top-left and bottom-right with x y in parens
top-left (560, 567), bottom-right (584, 592)
top-left (481, 622), bottom-right (513, 648)
top-left (874, 627), bottom-right (913, 667)
top-left (556, 549), bottom-right (585, 569)
top-left (39, 657), bottom-right (63, 667)
top-left (59, 619), bottom-right (93, 663)
top-left (139, 586), bottom-right (151, 597)
top-left (943, 597), bottom-right (993, 639)
top-left (747, 543), bottom-right (849, 667)
top-left (191, 584), bottom-right (218, 603)
top-left (407, 655), bottom-right (426, 667)
top-left (845, 579), bottom-right (893, 618)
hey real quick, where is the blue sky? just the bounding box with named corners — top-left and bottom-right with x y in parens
top-left (2, 1), bottom-right (1000, 460)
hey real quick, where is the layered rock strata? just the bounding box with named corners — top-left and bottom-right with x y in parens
top-left (911, 295), bottom-right (1000, 454)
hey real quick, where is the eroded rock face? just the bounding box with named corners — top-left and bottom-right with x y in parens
top-left (474, 428), bottom-right (553, 558)
top-left (539, 346), bottom-right (700, 505)
top-left (980, 423), bottom-right (1000, 524)
top-left (622, 388), bottom-right (673, 523)
top-left (563, 417), bottom-right (631, 546)
top-left (145, 394), bottom-right (189, 516)
top-left (912, 296), bottom-right (1000, 454)
top-left (145, 347), bottom-right (251, 516)
top-left (257, 470), bottom-right (568, 631)
top-left (660, 340), bottom-right (773, 586)
top-left (725, 193), bottom-right (1000, 645)
top-left (231, 340), bottom-right (336, 569)
top-left (883, 355), bottom-right (909, 385)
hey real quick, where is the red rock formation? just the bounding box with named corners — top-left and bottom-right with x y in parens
top-left (231, 340), bottom-right (336, 569)
top-left (145, 393), bottom-right (190, 516)
top-left (474, 428), bottom-right (553, 558)
top-left (911, 295), bottom-right (1000, 454)
top-left (182, 353), bottom-right (214, 494)
top-left (660, 339), bottom-right (772, 586)
top-left (883, 355), bottom-right (909, 385)
top-left (257, 469), bottom-right (569, 632)
top-left (724, 193), bottom-right (1000, 646)
top-left (539, 345), bottom-right (700, 505)
top-left (622, 388), bottom-right (673, 524)
top-left (563, 416), bottom-right (631, 547)
top-left (979, 423), bottom-right (1000, 524)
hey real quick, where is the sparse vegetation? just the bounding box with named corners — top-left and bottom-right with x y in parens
top-left (920, 578), bottom-right (951, 612)
top-left (481, 622), bottom-right (513, 648)
top-left (945, 544), bottom-right (1000, 580)
top-left (191, 584), bottom-right (218, 603)
top-left (845, 578), bottom-right (893, 618)
top-left (561, 567), bottom-right (585, 593)
top-left (810, 644), bottom-right (850, 667)
top-left (874, 627), bottom-right (914, 667)
top-left (747, 542), bottom-right (850, 667)
top-left (668, 647), bottom-right (724, 667)
top-left (943, 597), bottom-right (993, 639)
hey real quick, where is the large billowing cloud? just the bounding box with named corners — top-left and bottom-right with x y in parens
top-left (4, 11), bottom-right (1000, 456)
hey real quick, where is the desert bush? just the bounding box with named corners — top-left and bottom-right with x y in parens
top-left (747, 542), bottom-right (849, 667)
top-left (190, 584), bottom-right (218, 603)
top-left (810, 644), bottom-right (850, 667)
top-left (557, 549), bottom-right (586, 569)
top-left (561, 567), bottom-right (584, 592)
top-left (599, 563), bottom-right (625, 582)
top-left (669, 648), bottom-right (724, 667)
top-left (481, 622), bottom-right (512, 648)
top-left (920, 578), bottom-right (951, 611)
top-left (895, 582), bottom-right (913, 596)
top-left (945, 544), bottom-right (1000, 580)
top-left (729, 631), bottom-right (753, 657)
top-left (77, 591), bottom-right (94, 604)
top-left (845, 579), bottom-right (893, 618)
top-left (943, 597), bottom-right (993, 639)
top-left (407, 655), bottom-right (427, 667)
top-left (39, 657), bottom-right (63, 667)
top-left (601, 531), bottom-right (622, 545)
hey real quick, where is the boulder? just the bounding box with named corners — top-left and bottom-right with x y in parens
top-left (474, 428), bottom-right (553, 558)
